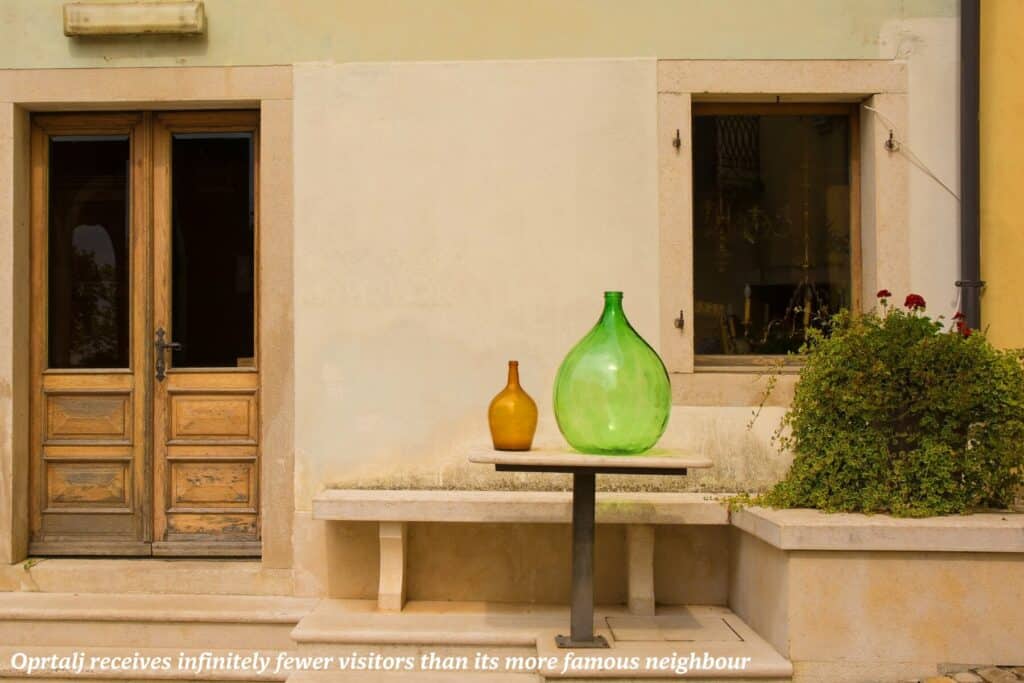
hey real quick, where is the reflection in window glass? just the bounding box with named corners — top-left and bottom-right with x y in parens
top-left (170, 132), bottom-right (255, 368)
top-left (692, 114), bottom-right (851, 355)
top-left (47, 136), bottom-right (130, 369)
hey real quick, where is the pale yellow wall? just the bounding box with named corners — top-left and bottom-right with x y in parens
top-left (981, 0), bottom-right (1024, 347)
top-left (0, 0), bottom-right (955, 69)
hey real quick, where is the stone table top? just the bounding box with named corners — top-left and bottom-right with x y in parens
top-left (469, 447), bottom-right (713, 475)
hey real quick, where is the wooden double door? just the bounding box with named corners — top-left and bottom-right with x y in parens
top-left (29, 112), bottom-right (261, 556)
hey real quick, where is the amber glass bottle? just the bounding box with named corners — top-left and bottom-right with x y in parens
top-left (488, 361), bottom-right (539, 451)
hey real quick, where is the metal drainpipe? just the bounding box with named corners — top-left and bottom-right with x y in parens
top-left (958, 0), bottom-right (983, 328)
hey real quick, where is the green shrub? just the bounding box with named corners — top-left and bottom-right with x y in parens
top-left (760, 293), bottom-right (1024, 517)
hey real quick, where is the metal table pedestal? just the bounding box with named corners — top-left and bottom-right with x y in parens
top-left (475, 450), bottom-right (706, 650)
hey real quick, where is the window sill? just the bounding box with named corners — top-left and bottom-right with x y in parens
top-left (693, 355), bottom-right (804, 374)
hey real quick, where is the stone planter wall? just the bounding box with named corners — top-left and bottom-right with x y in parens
top-left (730, 507), bottom-right (1024, 682)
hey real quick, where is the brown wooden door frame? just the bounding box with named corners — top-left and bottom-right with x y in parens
top-left (28, 110), bottom-right (261, 557)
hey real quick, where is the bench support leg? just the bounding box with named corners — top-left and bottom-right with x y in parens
top-left (378, 521), bottom-right (407, 611)
top-left (627, 524), bottom-right (656, 616)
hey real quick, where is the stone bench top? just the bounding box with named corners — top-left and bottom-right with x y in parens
top-left (314, 489), bottom-right (1024, 553)
top-left (733, 506), bottom-right (1024, 553)
top-left (313, 489), bottom-right (730, 525)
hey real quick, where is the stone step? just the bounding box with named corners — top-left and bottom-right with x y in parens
top-left (0, 646), bottom-right (285, 681)
top-left (0, 592), bottom-right (316, 650)
top-left (287, 674), bottom-right (541, 683)
top-left (290, 600), bottom-right (793, 679)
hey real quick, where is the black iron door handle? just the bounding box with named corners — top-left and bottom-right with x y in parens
top-left (154, 327), bottom-right (183, 381)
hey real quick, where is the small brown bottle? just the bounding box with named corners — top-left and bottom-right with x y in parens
top-left (488, 360), bottom-right (538, 451)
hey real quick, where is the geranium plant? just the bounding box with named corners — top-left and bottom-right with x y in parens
top-left (759, 291), bottom-right (1024, 517)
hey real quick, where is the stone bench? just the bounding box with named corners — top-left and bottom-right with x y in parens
top-left (312, 489), bottom-right (729, 614)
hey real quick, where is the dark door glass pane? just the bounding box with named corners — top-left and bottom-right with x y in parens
top-left (692, 114), bottom-right (851, 355)
top-left (48, 136), bottom-right (131, 369)
top-left (171, 133), bottom-right (255, 368)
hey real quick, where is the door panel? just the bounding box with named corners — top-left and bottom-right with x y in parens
top-left (29, 114), bottom-right (151, 556)
top-left (151, 112), bottom-right (261, 556)
top-left (169, 391), bottom-right (258, 442)
top-left (45, 391), bottom-right (132, 443)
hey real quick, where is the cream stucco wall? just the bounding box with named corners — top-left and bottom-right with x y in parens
top-left (293, 59), bottom-right (660, 508)
top-left (290, 51), bottom-right (959, 505)
top-left (0, 2), bottom-right (965, 568)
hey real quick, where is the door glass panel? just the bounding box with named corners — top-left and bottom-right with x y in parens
top-left (48, 136), bottom-right (131, 369)
top-left (170, 132), bottom-right (255, 368)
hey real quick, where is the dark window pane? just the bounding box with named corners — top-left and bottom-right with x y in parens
top-left (48, 136), bottom-right (130, 369)
top-left (692, 114), bottom-right (851, 355)
top-left (171, 133), bottom-right (255, 368)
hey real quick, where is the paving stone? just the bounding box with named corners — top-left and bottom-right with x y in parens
top-left (952, 673), bottom-right (984, 683)
top-left (941, 664), bottom-right (991, 676)
top-left (975, 668), bottom-right (1018, 683)
top-left (922, 677), bottom-right (957, 683)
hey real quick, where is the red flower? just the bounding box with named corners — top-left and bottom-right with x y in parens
top-left (956, 320), bottom-right (973, 338)
top-left (876, 289), bottom-right (892, 299)
top-left (903, 293), bottom-right (926, 310)
top-left (953, 311), bottom-right (965, 320)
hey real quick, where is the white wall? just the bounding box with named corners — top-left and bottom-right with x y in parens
top-left (883, 16), bottom-right (961, 317)
top-left (293, 60), bottom-right (659, 507)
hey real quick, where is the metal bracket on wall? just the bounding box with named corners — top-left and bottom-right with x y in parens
top-left (674, 310), bottom-right (685, 332)
top-left (884, 130), bottom-right (900, 152)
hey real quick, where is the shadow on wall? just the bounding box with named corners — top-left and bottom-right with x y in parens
top-left (315, 520), bottom-right (729, 606)
top-left (66, 24), bottom-right (209, 62)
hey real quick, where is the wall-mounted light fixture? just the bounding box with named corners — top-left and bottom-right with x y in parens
top-left (63, 1), bottom-right (205, 36)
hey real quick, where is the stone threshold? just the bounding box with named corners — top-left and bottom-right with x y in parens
top-left (0, 591), bottom-right (316, 623)
top-left (731, 506), bottom-right (1024, 553)
top-left (0, 557), bottom-right (294, 595)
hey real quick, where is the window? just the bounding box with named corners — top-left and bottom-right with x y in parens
top-left (47, 135), bottom-right (131, 369)
top-left (691, 104), bottom-right (859, 359)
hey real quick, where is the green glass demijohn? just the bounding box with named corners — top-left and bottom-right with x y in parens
top-left (553, 291), bottom-right (671, 454)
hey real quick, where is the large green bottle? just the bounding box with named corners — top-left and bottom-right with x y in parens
top-left (553, 291), bottom-right (671, 454)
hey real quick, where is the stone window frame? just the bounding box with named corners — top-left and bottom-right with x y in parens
top-left (656, 60), bottom-right (909, 400)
